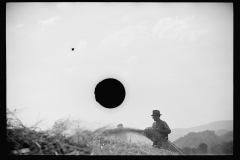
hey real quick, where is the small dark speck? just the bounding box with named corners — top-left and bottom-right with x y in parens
top-left (72, 48), bottom-right (74, 51)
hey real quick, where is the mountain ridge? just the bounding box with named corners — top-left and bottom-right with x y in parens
top-left (172, 130), bottom-right (233, 149)
top-left (218, 131), bottom-right (233, 142)
top-left (215, 129), bottom-right (229, 136)
top-left (169, 120), bottom-right (233, 142)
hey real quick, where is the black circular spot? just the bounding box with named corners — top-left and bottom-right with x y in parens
top-left (95, 78), bottom-right (126, 109)
top-left (72, 48), bottom-right (74, 51)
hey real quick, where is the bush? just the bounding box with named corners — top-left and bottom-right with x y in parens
top-left (182, 147), bottom-right (191, 154)
top-left (210, 144), bottom-right (223, 154)
top-left (191, 148), bottom-right (197, 154)
top-left (197, 143), bottom-right (208, 154)
top-left (210, 141), bottom-right (233, 155)
top-left (222, 141), bottom-right (233, 155)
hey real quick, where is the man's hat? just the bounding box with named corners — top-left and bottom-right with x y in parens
top-left (151, 110), bottom-right (162, 116)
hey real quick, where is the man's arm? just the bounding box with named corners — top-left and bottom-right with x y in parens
top-left (163, 121), bottom-right (171, 134)
top-left (156, 128), bottom-right (171, 134)
top-left (156, 121), bottom-right (171, 134)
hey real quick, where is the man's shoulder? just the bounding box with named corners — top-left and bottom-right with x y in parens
top-left (160, 119), bottom-right (166, 123)
top-left (160, 120), bottom-right (169, 125)
top-left (156, 119), bottom-right (166, 125)
top-left (161, 120), bottom-right (170, 129)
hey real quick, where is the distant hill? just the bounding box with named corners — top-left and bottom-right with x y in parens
top-left (215, 129), bottom-right (230, 136)
top-left (173, 130), bottom-right (219, 148)
top-left (219, 131), bottom-right (233, 142)
top-left (169, 120), bottom-right (233, 141)
top-left (172, 130), bottom-right (233, 149)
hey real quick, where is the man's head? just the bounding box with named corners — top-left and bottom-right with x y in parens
top-left (151, 110), bottom-right (162, 121)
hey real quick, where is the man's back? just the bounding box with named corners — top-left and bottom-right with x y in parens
top-left (152, 119), bottom-right (171, 136)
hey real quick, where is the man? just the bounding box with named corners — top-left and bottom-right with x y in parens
top-left (144, 110), bottom-right (171, 148)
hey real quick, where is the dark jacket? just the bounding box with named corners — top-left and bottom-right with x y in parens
top-left (151, 119), bottom-right (171, 137)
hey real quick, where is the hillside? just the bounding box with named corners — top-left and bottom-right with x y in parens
top-left (215, 129), bottom-right (230, 136)
top-left (173, 130), bottom-right (219, 148)
top-left (219, 131), bottom-right (233, 142)
top-left (172, 130), bottom-right (233, 149)
top-left (169, 120), bottom-right (233, 141)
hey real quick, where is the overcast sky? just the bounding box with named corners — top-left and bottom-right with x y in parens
top-left (7, 3), bottom-right (233, 131)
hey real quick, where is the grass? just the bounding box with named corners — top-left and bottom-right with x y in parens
top-left (7, 108), bottom-right (179, 155)
top-left (91, 139), bottom-right (178, 155)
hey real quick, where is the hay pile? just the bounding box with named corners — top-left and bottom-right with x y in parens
top-left (6, 108), bottom-right (92, 155)
top-left (101, 127), bottom-right (145, 136)
top-left (100, 127), bottom-right (161, 137)
top-left (99, 127), bottom-right (166, 144)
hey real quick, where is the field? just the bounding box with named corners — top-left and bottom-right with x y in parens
top-left (7, 108), bottom-right (179, 155)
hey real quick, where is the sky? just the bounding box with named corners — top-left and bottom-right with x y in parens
top-left (6, 2), bottom-right (233, 131)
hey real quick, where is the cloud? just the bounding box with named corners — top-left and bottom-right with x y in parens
top-left (152, 16), bottom-right (206, 42)
top-left (152, 16), bottom-right (191, 40)
top-left (8, 23), bottom-right (25, 31)
top-left (76, 40), bottom-right (88, 51)
top-left (11, 24), bottom-right (24, 29)
top-left (38, 15), bottom-right (61, 26)
top-left (98, 24), bottom-right (149, 48)
top-left (99, 16), bottom-right (207, 49)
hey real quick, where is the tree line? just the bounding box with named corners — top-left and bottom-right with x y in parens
top-left (173, 130), bottom-right (233, 155)
top-left (182, 141), bottom-right (233, 155)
